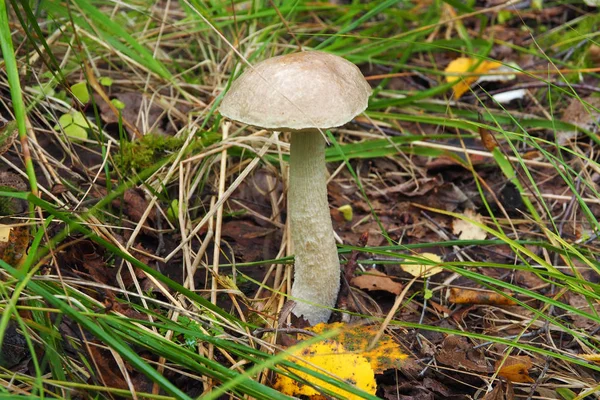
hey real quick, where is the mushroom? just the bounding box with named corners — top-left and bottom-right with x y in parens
top-left (220, 51), bottom-right (371, 324)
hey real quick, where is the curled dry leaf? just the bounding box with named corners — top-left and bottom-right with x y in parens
top-left (579, 353), bottom-right (600, 362)
top-left (444, 57), bottom-right (503, 99)
top-left (449, 288), bottom-right (516, 306)
top-left (351, 270), bottom-right (403, 295)
top-left (452, 209), bottom-right (487, 241)
top-left (400, 252), bottom-right (443, 278)
top-left (495, 355), bottom-right (534, 383)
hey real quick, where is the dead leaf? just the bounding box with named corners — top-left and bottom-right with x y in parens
top-left (579, 353), bottom-right (600, 362)
top-left (495, 355), bottom-right (534, 383)
top-left (482, 383), bottom-right (504, 400)
top-left (308, 322), bottom-right (409, 373)
top-left (273, 338), bottom-right (377, 399)
top-left (94, 92), bottom-right (167, 135)
top-left (558, 96), bottom-right (600, 144)
top-left (373, 177), bottom-right (440, 198)
top-left (566, 293), bottom-right (600, 330)
top-left (0, 225), bottom-right (30, 267)
top-left (436, 335), bottom-right (489, 373)
top-left (478, 124), bottom-right (497, 151)
top-left (351, 270), bottom-right (403, 295)
top-left (416, 183), bottom-right (476, 212)
top-left (452, 209), bottom-right (487, 241)
top-left (449, 288), bottom-right (516, 306)
top-left (482, 381), bottom-right (514, 400)
top-left (88, 342), bottom-right (152, 392)
top-left (91, 186), bottom-right (155, 234)
top-left (0, 224), bottom-right (9, 242)
top-left (400, 253), bottom-right (443, 278)
top-left (445, 57), bottom-right (503, 99)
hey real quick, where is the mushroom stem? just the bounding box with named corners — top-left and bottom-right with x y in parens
top-left (289, 129), bottom-right (340, 325)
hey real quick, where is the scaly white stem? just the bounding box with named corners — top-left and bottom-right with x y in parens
top-left (289, 130), bottom-right (340, 325)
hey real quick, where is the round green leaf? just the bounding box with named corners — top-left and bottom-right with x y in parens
top-left (111, 98), bottom-right (125, 110)
top-left (57, 113), bottom-right (74, 129)
top-left (99, 77), bottom-right (113, 87)
top-left (70, 81), bottom-right (90, 104)
top-left (64, 124), bottom-right (88, 141)
top-left (72, 111), bottom-right (89, 128)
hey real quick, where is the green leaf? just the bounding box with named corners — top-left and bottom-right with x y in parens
top-left (70, 81), bottom-right (90, 104)
top-left (64, 124), bottom-right (88, 141)
top-left (556, 388), bottom-right (577, 400)
top-left (99, 76), bottom-right (113, 87)
top-left (111, 98), bottom-right (125, 110)
top-left (72, 111), bottom-right (89, 128)
top-left (56, 113), bottom-right (73, 129)
top-left (166, 199), bottom-right (180, 223)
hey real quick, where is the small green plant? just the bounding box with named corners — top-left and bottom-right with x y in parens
top-left (70, 81), bottom-right (90, 104)
top-left (54, 111), bottom-right (90, 141)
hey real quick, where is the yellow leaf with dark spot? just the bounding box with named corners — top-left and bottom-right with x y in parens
top-left (308, 322), bottom-right (408, 373)
top-left (273, 339), bottom-right (376, 399)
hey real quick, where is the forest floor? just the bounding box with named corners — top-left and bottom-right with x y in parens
top-left (1, 1), bottom-right (600, 399)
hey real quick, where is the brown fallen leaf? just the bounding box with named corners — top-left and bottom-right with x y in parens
top-left (351, 270), bottom-right (403, 295)
top-left (482, 383), bottom-right (504, 400)
top-left (495, 355), bottom-right (534, 383)
top-left (449, 288), bottom-right (516, 306)
top-left (558, 96), bottom-right (600, 144)
top-left (436, 335), bottom-right (489, 373)
top-left (482, 381), bottom-right (514, 400)
top-left (479, 123), bottom-right (497, 152)
top-left (371, 176), bottom-right (440, 198)
top-left (88, 342), bottom-right (152, 391)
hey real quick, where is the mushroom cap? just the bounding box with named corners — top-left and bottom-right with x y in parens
top-left (220, 51), bottom-right (372, 131)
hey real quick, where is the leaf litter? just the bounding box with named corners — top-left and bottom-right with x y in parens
top-left (2, 1), bottom-right (600, 399)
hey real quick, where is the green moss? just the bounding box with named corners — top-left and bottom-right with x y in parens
top-left (116, 132), bottom-right (220, 171)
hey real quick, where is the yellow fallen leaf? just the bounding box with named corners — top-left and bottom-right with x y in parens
top-left (452, 209), bottom-right (487, 241)
top-left (445, 57), bottom-right (502, 99)
top-left (0, 224), bottom-right (10, 242)
top-left (273, 338), bottom-right (376, 399)
top-left (400, 252), bottom-right (443, 278)
top-left (579, 353), bottom-right (600, 362)
top-left (337, 204), bottom-right (353, 221)
top-left (309, 322), bottom-right (409, 373)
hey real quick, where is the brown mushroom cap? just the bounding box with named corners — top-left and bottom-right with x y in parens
top-left (220, 51), bottom-right (372, 131)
